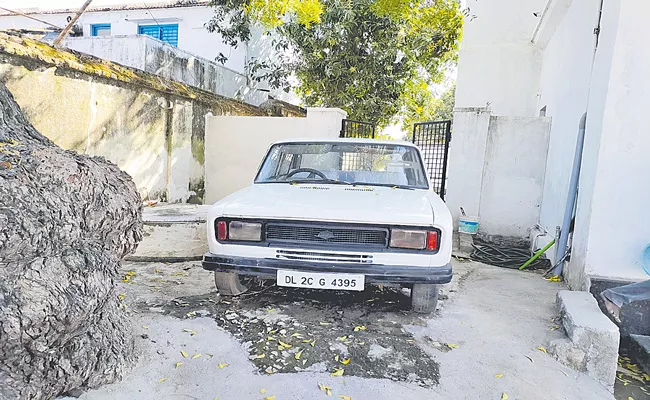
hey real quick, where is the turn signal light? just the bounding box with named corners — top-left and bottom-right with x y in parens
top-left (217, 221), bottom-right (227, 241)
top-left (427, 231), bottom-right (439, 251)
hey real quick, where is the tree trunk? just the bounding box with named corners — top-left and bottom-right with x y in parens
top-left (0, 82), bottom-right (143, 399)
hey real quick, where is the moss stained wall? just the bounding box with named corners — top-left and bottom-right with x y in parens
top-left (0, 33), bottom-right (266, 203)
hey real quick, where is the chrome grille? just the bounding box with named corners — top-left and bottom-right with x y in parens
top-left (276, 250), bottom-right (373, 263)
top-left (266, 223), bottom-right (388, 247)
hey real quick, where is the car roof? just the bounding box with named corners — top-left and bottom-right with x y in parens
top-left (271, 137), bottom-right (416, 147)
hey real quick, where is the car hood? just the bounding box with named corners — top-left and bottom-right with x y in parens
top-left (219, 183), bottom-right (435, 226)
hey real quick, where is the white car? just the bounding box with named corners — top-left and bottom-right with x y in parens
top-left (202, 138), bottom-right (453, 312)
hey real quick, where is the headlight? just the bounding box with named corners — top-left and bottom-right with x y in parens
top-left (390, 229), bottom-right (439, 251)
top-left (228, 221), bottom-right (262, 241)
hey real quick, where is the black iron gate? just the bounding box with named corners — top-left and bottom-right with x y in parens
top-left (340, 119), bottom-right (376, 138)
top-left (412, 120), bottom-right (452, 199)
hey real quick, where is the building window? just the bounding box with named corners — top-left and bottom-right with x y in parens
top-left (91, 24), bottom-right (111, 36)
top-left (138, 24), bottom-right (179, 46)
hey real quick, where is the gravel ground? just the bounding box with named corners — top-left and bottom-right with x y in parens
top-left (72, 259), bottom-right (614, 400)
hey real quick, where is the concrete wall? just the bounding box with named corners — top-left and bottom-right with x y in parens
top-left (479, 116), bottom-right (551, 238)
top-left (446, 109), bottom-right (551, 240)
top-left (0, 5), bottom-right (246, 72)
top-left (0, 44), bottom-right (264, 204)
top-left (534, 0), bottom-right (601, 260)
top-left (204, 108), bottom-right (346, 203)
top-left (65, 35), bottom-right (267, 105)
top-left (568, 0), bottom-right (650, 287)
top-left (454, 0), bottom-right (547, 116)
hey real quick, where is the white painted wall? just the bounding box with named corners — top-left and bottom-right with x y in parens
top-left (446, 108), bottom-right (491, 225)
top-left (454, 0), bottom-right (547, 116)
top-left (0, 5), bottom-right (247, 71)
top-left (479, 116), bottom-right (551, 238)
top-left (535, 0), bottom-right (601, 254)
top-left (204, 108), bottom-right (346, 203)
top-left (64, 35), bottom-right (268, 105)
top-left (569, 0), bottom-right (650, 284)
top-left (446, 109), bottom-right (551, 239)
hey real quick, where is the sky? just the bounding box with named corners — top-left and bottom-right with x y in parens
top-left (0, 0), bottom-right (162, 11)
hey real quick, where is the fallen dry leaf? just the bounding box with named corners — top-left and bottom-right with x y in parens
top-left (180, 350), bottom-right (188, 358)
top-left (339, 396), bottom-right (352, 400)
top-left (158, 377), bottom-right (166, 383)
top-left (318, 383), bottom-right (333, 396)
top-left (559, 369), bottom-right (568, 377)
top-left (447, 343), bottom-right (459, 349)
top-left (310, 340), bottom-right (316, 347)
top-left (118, 293), bottom-right (125, 301)
top-left (253, 354), bottom-right (266, 359)
top-left (175, 362), bottom-right (183, 368)
top-left (182, 329), bottom-right (197, 336)
top-left (335, 355), bottom-right (339, 362)
top-left (142, 325), bottom-right (149, 329)
top-left (218, 363), bottom-right (229, 369)
top-left (501, 393), bottom-right (509, 400)
top-left (341, 358), bottom-right (351, 365)
top-left (295, 350), bottom-right (303, 360)
top-left (331, 368), bottom-right (344, 377)
top-left (537, 346), bottom-right (547, 354)
top-left (319, 322), bottom-right (330, 326)
top-left (260, 388), bottom-right (266, 394)
top-left (494, 373), bottom-right (503, 378)
top-left (192, 353), bottom-right (201, 359)
top-left (338, 336), bottom-right (347, 341)
top-left (278, 341), bottom-right (292, 349)
top-left (354, 326), bottom-right (366, 332)
top-left (264, 396), bottom-right (276, 400)
top-left (526, 356), bottom-right (534, 363)
top-left (291, 332), bottom-right (302, 338)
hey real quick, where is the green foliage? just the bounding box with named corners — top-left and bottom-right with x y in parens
top-left (207, 0), bottom-right (462, 127)
top-left (400, 82), bottom-right (455, 136)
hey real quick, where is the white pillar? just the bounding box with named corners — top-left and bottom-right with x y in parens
top-left (445, 108), bottom-right (491, 229)
top-left (305, 108), bottom-right (347, 138)
top-left (568, 0), bottom-right (650, 288)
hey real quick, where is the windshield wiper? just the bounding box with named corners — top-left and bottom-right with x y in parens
top-left (350, 182), bottom-right (415, 190)
top-left (286, 179), bottom-right (352, 185)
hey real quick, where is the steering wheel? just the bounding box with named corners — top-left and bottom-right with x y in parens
top-left (285, 168), bottom-right (328, 180)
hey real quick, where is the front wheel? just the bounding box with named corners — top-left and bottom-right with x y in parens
top-left (411, 284), bottom-right (439, 313)
top-left (214, 271), bottom-right (248, 296)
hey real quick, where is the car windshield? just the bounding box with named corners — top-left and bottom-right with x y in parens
top-left (255, 142), bottom-right (429, 189)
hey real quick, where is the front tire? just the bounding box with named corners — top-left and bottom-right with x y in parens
top-left (411, 284), bottom-right (439, 313)
top-left (214, 271), bottom-right (248, 296)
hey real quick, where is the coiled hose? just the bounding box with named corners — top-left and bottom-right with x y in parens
top-left (470, 242), bottom-right (551, 270)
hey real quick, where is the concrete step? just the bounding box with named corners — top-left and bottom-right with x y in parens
top-left (549, 290), bottom-right (620, 391)
top-left (126, 203), bottom-right (211, 262)
top-left (630, 334), bottom-right (650, 375)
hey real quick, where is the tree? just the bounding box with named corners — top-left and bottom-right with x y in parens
top-left (0, 83), bottom-right (142, 399)
top-left (400, 81), bottom-right (455, 135)
top-left (207, 0), bottom-right (463, 127)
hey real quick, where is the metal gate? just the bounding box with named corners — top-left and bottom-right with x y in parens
top-left (340, 119), bottom-right (376, 138)
top-left (412, 120), bottom-right (452, 199)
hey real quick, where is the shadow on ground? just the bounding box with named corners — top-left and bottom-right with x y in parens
top-left (132, 280), bottom-right (444, 388)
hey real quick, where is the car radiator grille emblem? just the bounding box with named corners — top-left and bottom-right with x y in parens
top-left (316, 230), bottom-right (334, 240)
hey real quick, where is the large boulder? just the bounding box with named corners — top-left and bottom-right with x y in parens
top-left (0, 83), bottom-right (142, 398)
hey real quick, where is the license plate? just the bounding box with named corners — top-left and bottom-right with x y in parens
top-left (277, 270), bottom-right (365, 291)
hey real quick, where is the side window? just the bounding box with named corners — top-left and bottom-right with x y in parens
top-left (91, 24), bottom-right (111, 36)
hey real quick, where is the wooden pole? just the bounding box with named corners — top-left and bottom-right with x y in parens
top-left (53, 0), bottom-right (93, 46)
top-left (0, 7), bottom-right (63, 30)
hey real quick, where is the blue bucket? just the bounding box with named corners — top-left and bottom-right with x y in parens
top-left (458, 216), bottom-right (479, 235)
top-left (642, 244), bottom-right (650, 276)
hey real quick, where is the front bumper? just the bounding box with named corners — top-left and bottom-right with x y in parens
top-left (202, 253), bottom-right (453, 284)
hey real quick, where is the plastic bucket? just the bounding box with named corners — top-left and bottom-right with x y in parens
top-left (458, 216), bottom-right (479, 235)
top-left (642, 244), bottom-right (650, 276)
